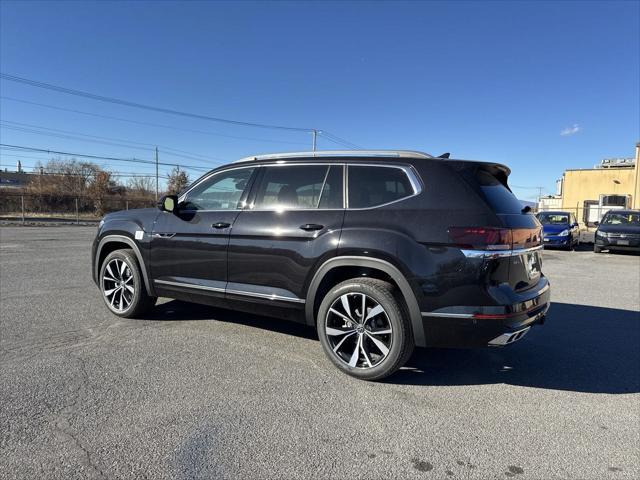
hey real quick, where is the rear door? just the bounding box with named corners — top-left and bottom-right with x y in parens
top-left (227, 163), bottom-right (344, 305)
top-left (149, 166), bottom-right (256, 295)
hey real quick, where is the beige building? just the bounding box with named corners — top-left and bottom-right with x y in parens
top-left (540, 143), bottom-right (640, 227)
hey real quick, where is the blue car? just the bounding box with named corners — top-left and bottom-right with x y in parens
top-left (536, 211), bottom-right (580, 250)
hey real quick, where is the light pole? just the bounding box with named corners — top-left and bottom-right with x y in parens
top-left (155, 146), bottom-right (159, 201)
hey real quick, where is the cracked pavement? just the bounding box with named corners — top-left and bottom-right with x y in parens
top-left (1, 226), bottom-right (639, 479)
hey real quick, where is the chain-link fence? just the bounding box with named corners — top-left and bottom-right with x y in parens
top-left (0, 191), bottom-right (156, 224)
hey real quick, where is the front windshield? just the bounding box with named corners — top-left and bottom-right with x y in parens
top-left (601, 212), bottom-right (640, 226)
top-left (537, 213), bottom-right (569, 225)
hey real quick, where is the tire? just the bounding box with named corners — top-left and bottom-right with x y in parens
top-left (99, 249), bottom-right (156, 318)
top-left (594, 245), bottom-right (602, 253)
top-left (316, 278), bottom-right (414, 381)
top-left (564, 235), bottom-right (574, 251)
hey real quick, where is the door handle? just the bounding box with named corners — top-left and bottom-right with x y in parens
top-left (299, 223), bottom-right (324, 231)
top-left (212, 222), bottom-right (231, 229)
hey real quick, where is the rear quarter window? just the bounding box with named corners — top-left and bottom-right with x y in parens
top-left (348, 165), bottom-right (416, 209)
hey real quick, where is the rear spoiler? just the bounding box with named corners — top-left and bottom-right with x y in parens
top-left (442, 159), bottom-right (511, 187)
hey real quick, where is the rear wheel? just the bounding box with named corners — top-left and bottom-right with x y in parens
top-left (317, 278), bottom-right (414, 381)
top-left (100, 249), bottom-right (156, 318)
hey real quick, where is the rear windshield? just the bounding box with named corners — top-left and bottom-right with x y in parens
top-left (602, 212), bottom-right (640, 225)
top-left (475, 169), bottom-right (523, 214)
top-left (537, 213), bottom-right (569, 225)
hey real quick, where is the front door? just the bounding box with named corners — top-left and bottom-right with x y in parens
top-left (227, 163), bottom-right (344, 304)
top-left (149, 166), bottom-right (256, 296)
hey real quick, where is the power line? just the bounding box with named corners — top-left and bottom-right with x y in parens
top-left (1, 123), bottom-right (159, 154)
top-left (0, 163), bottom-right (170, 179)
top-left (0, 119), bottom-right (225, 164)
top-left (0, 150), bottom-right (200, 177)
top-left (2, 118), bottom-right (360, 157)
top-left (319, 131), bottom-right (362, 149)
top-left (0, 143), bottom-right (211, 171)
top-left (0, 96), bottom-right (311, 146)
top-left (0, 73), bottom-right (314, 132)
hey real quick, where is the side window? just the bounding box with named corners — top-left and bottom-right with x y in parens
top-left (253, 165), bottom-right (341, 209)
top-left (348, 165), bottom-right (415, 209)
top-left (182, 168), bottom-right (254, 211)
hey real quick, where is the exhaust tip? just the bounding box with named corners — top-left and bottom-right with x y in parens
top-left (488, 327), bottom-right (531, 346)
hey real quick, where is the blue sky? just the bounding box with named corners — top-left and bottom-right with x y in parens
top-left (1, 0), bottom-right (638, 198)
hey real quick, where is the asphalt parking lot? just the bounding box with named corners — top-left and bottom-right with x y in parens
top-left (1, 226), bottom-right (638, 480)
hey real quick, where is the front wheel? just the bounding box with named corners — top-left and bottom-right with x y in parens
top-left (316, 278), bottom-right (414, 381)
top-left (100, 249), bottom-right (156, 318)
top-left (565, 236), bottom-right (574, 251)
top-left (594, 245), bottom-right (603, 254)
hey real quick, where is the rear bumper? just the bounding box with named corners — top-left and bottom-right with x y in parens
top-left (420, 277), bottom-right (551, 348)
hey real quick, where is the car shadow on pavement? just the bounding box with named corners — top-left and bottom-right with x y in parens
top-left (393, 302), bottom-right (640, 394)
top-left (143, 299), bottom-right (318, 340)
top-left (142, 300), bottom-right (638, 394)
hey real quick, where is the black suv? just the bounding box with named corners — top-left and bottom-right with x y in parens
top-left (92, 150), bottom-right (550, 380)
top-left (594, 209), bottom-right (640, 253)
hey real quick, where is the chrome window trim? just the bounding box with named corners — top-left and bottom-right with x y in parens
top-left (251, 163), bottom-right (332, 210)
top-left (177, 161), bottom-right (424, 213)
top-left (345, 163), bottom-right (423, 210)
top-left (461, 245), bottom-right (544, 258)
top-left (178, 164), bottom-right (257, 206)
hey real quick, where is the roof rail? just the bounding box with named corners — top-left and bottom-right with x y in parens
top-left (233, 150), bottom-right (434, 163)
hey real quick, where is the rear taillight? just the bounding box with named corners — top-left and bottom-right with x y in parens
top-left (448, 227), bottom-right (512, 250)
top-left (448, 227), bottom-right (542, 251)
top-left (511, 227), bottom-right (543, 250)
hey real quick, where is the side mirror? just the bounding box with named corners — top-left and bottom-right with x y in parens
top-left (158, 195), bottom-right (178, 213)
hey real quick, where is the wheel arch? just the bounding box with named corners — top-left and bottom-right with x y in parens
top-left (94, 235), bottom-right (155, 296)
top-left (305, 256), bottom-right (426, 347)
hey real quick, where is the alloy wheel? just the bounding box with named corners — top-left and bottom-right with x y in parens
top-left (102, 258), bottom-right (135, 312)
top-left (324, 292), bottom-right (393, 369)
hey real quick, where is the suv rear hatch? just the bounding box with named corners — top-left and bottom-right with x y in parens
top-left (449, 162), bottom-right (543, 292)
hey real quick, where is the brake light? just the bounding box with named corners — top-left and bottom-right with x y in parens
top-left (448, 227), bottom-right (542, 251)
top-left (448, 227), bottom-right (512, 250)
top-left (511, 227), bottom-right (543, 250)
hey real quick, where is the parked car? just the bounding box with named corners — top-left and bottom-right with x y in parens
top-left (594, 209), bottom-right (640, 253)
top-left (536, 211), bottom-right (580, 250)
top-left (91, 150), bottom-right (550, 380)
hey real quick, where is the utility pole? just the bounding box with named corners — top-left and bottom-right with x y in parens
top-left (312, 129), bottom-right (317, 152)
top-left (155, 146), bottom-right (159, 201)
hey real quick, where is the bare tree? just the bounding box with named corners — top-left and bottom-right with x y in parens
top-left (87, 170), bottom-right (116, 216)
top-left (127, 176), bottom-right (155, 197)
top-left (166, 167), bottom-right (190, 195)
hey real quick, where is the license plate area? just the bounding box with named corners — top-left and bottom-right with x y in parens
top-left (617, 240), bottom-right (630, 245)
top-left (523, 250), bottom-right (542, 280)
